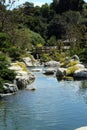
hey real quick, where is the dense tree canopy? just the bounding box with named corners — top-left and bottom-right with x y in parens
top-left (51, 0), bottom-right (85, 14)
top-left (0, 0), bottom-right (87, 62)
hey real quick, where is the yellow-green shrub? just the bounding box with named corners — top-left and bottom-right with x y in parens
top-left (66, 66), bottom-right (79, 76)
top-left (15, 62), bottom-right (29, 72)
top-left (66, 60), bottom-right (79, 67)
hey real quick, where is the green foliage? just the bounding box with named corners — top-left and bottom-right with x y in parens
top-left (8, 47), bottom-right (21, 61)
top-left (0, 32), bottom-right (11, 52)
top-left (50, 50), bottom-right (68, 62)
top-left (40, 54), bottom-right (52, 62)
top-left (66, 66), bottom-right (79, 76)
top-left (11, 28), bottom-right (31, 50)
top-left (0, 78), bottom-right (5, 93)
top-left (47, 15), bottom-right (66, 39)
top-left (0, 68), bottom-right (16, 81)
top-left (76, 48), bottom-right (87, 62)
top-left (47, 36), bottom-right (57, 46)
top-left (30, 30), bottom-right (45, 46)
top-left (0, 53), bottom-right (16, 83)
top-left (51, 0), bottom-right (84, 14)
top-left (15, 62), bottom-right (28, 72)
top-left (0, 0), bottom-right (87, 68)
top-left (66, 60), bottom-right (79, 67)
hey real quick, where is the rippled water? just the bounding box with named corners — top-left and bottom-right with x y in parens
top-left (0, 69), bottom-right (87, 130)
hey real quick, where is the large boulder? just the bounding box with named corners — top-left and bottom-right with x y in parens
top-left (75, 126), bottom-right (87, 130)
top-left (56, 63), bottom-right (85, 80)
top-left (72, 54), bottom-right (79, 61)
top-left (43, 68), bottom-right (56, 75)
top-left (9, 62), bottom-right (35, 89)
top-left (56, 68), bottom-right (66, 79)
top-left (3, 83), bottom-right (18, 93)
top-left (44, 60), bottom-right (60, 67)
top-left (23, 57), bottom-right (38, 66)
top-left (74, 69), bottom-right (87, 79)
top-left (23, 57), bottom-right (33, 66)
top-left (66, 63), bottom-right (85, 76)
top-left (15, 71), bottom-right (35, 89)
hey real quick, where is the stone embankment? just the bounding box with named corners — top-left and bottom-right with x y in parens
top-left (9, 62), bottom-right (35, 89)
top-left (56, 55), bottom-right (87, 80)
top-left (0, 61), bottom-right (35, 97)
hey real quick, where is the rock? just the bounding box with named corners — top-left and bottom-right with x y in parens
top-left (75, 126), bottom-right (87, 130)
top-left (72, 54), bottom-right (79, 61)
top-left (9, 62), bottom-right (35, 89)
top-left (31, 68), bottom-right (42, 72)
top-left (44, 60), bottom-right (60, 67)
top-left (23, 57), bottom-right (33, 66)
top-left (23, 57), bottom-right (38, 66)
top-left (75, 64), bottom-right (85, 68)
top-left (9, 65), bottom-right (22, 71)
top-left (26, 87), bottom-right (36, 91)
top-left (3, 83), bottom-right (18, 93)
top-left (56, 68), bottom-right (66, 79)
top-left (0, 93), bottom-right (15, 98)
top-left (66, 63), bottom-right (85, 76)
top-left (74, 69), bottom-right (87, 79)
top-left (15, 72), bottom-right (35, 89)
top-left (43, 68), bottom-right (55, 75)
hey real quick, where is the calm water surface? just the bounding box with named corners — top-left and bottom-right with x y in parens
top-left (0, 68), bottom-right (87, 130)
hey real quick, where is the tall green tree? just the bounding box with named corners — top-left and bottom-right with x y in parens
top-left (51, 0), bottom-right (85, 14)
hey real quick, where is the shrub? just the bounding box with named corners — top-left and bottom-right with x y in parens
top-left (0, 54), bottom-right (16, 83)
top-left (66, 66), bottom-right (79, 76)
top-left (8, 47), bottom-right (21, 61)
top-left (0, 78), bottom-right (5, 93)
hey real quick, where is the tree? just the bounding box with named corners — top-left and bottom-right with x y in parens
top-left (51, 0), bottom-right (85, 14)
top-left (40, 3), bottom-right (50, 18)
top-left (0, 0), bottom-right (19, 32)
top-left (47, 15), bottom-right (66, 39)
top-left (23, 2), bottom-right (34, 15)
top-left (29, 30), bottom-right (45, 47)
top-left (47, 36), bottom-right (57, 46)
top-left (0, 53), bottom-right (16, 82)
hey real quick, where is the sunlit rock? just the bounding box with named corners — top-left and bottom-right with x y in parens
top-left (44, 60), bottom-right (60, 67)
top-left (75, 126), bottom-right (87, 130)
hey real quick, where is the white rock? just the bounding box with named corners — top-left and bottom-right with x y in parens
top-left (23, 57), bottom-right (33, 66)
top-left (43, 68), bottom-right (56, 75)
top-left (75, 126), bottom-right (87, 130)
top-left (44, 60), bottom-right (60, 67)
top-left (56, 68), bottom-right (66, 77)
top-left (75, 64), bottom-right (85, 68)
top-left (9, 65), bottom-right (22, 71)
top-left (31, 68), bottom-right (42, 72)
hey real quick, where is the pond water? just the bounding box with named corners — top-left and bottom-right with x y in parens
top-left (0, 68), bottom-right (87, 130)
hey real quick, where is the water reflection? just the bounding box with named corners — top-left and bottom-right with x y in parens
top-left (0, 101), bottom-right (7, 130)
top-left (0, 73), bottom-right (87, 130)
top-left (80, 80), bottom-right (87, 89)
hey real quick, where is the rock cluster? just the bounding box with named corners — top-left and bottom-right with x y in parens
top-left (1, 62), bottom-right (35, 97)
top-left (43, 60), bottom-right (60, 75)
top-left (23, 57), bottom-right (39, 66)
top-left (0, 83), bottom-right (18, 98)
top-left (9, 62), bottom-right (35, 89)
top-left (56, 55), bottom-right (87, 80)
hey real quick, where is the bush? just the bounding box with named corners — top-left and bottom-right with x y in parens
top-left (0, 68), bottom-right (16, 81)
top-left (40, 54), bottom-right (52, 62)
top-left (0, 54), bottom-right (16, 83)
top-left (0, 78), bottom-right (5, 93)
top-left (8, 47), bottom-right (21, 61)
top-left (66, 66), bottom-right (79, 76)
